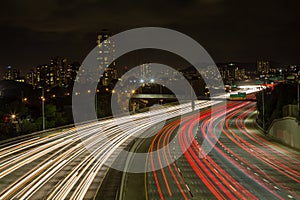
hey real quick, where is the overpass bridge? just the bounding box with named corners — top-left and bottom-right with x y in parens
top-left (131, 93), bottom-right (257, 101)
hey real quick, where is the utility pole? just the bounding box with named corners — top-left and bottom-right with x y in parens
top-left (95, 91), bottom-right (98, 118)
top-left (297, 79), bottom-right (300, 116)
top-left (42, 88), bottom-right (45, 130)
top-left (262, 87), bottom-right (265, 133)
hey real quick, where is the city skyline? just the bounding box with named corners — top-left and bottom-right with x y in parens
top-left (0, 1), bottom-right (299, 198)
top-left (1, 56), bottom-right (298, 80)
top-left (1, 0), bottom-right (300, 75)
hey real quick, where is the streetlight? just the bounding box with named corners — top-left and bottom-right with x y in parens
top-left (297, 80), bottom-right (300, 115)
top-left (41, 89), bottom-right (45, 130)
top-left (11, 114), bottom-right (16, 120)
top-left (262, 87), bottom-right (265, 133)
top-left (95, 89), bottom-right (99, 118)
top-left (160, 99), bottom-right (163, 105)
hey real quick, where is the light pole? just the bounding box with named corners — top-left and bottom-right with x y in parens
top-left (95, 90), bottom-right (98, 118)
top-left (297, 80), bottom-right (300, 116)
top-left (262, 87), bottom-right (265, 133)
top-left (11, 114), bottom-right (16, 121)
top-left (41, 89), bottom-right (45, 130)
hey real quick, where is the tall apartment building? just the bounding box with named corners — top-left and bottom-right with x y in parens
top-left (4, 66), bottom-right (20, 80)
top-left (97, 30), bottom-right (117, 86)
top-left (257, 61), bottom-right (270, 75)
top-left (26, 58), bottom-right (79, 88)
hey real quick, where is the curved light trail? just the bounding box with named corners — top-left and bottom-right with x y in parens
top-left (0, 90), bottom-right (299, 200)
top-left (147, 101), bottom-right (300, 199)
top-left (0, 100), bottom-right (216, 199)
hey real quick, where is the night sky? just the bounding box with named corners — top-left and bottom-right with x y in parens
top-left (1, 0), bottom-right (300, 76)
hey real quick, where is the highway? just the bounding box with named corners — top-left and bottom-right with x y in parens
top-left (0, 99), bottom-right (218, 199)
top-left (0, 89), bottom-right (299, 199)
top-left (146, 100), bottom-right (300, 199)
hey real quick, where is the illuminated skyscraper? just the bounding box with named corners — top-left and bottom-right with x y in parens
top-left (257, 61), bottom-right (270, 75)
top-left (4, 66), bottom-right (20, 80)
top-left (26, 57), bottom-right (72, 89)
top-left (35, 64), bottom-right (48, 88)
top-left (97, 30), bottom-right (117, 86)
top-left (66, 62), bottom-right (80, 84)
top-left (26, 69), bottom-right (37, 87)
top-left (50, 57), bottom-right (68, 86)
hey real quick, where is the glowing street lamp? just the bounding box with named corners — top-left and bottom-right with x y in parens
top-left (11, 114), bottom-right (16, 120)
top-left (41, 89), bottom-right (45, 130)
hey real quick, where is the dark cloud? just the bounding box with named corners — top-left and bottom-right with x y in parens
top-left (0, 0), bottom-right (300, 76)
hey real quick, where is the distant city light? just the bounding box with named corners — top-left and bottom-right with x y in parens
top-left (150, 79), bottom-right (155, 83)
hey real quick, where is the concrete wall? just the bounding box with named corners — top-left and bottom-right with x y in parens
top-left (282, 104), bottom-right (299, 118)
top-left (268, 117), bottom-right (300, 150)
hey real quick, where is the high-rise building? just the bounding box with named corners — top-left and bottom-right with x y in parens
top-left (50, 57), bottom-right (68, 86)
top-left (35, 64), bottom-right (49, 88)
top-left (26, 57), bottom-right (73, 89)
top-left (4, 66), bottom-right (20, 80)
top-left (66, 62), bottom-right (80, 84)
top-left (97, 30), bottom-right (117, 86)
top-left (26, 69), bottom-right (37, 87)
top-left (257, 61), bottom-right (270, 75)
top-left (224, 63), bottom-right (238, 81)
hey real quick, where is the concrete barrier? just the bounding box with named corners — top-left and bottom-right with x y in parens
top-left (268, 117), bottom-right (300, 150)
